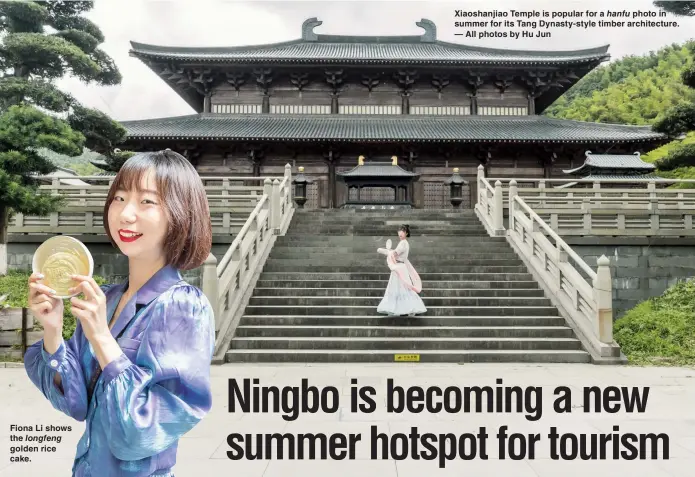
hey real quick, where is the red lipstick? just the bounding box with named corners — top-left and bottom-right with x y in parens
top-left (119, 229), bottom-right (143, 243)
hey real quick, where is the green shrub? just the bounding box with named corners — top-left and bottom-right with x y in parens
top-left (614, 280), bottom-right (695, 366)
top-left (0, 270), bottom-right (108, 341)
top-left (654, 143), bottom-right (695, 171)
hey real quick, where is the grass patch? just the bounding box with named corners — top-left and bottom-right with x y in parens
top-left (614, 280), bottom-right (695, 367)
top-left (0, 270), bottom-right (107, 341)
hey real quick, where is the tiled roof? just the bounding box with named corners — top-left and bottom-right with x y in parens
top-left (337, 162), bottom-right (419, 178)
top-left (120, 114), bottom-right (665, 144)
top-left (554, 173), bottom-right (663, 188)
top-left (563, 151), bottom-right (657, 174)
top-left (130, 40), bottom-right (609, 65)
top-left (129, 18), bottom-right (609, 65)
top-left (582, 174), bottom-right (661, 180)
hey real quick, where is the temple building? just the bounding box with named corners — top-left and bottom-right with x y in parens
top-left (118, 17), bottom-right (667, 209)
top-left (563, 151), bottom-right (659, 180)
top-left (557, 151), bottom-right (662, 188)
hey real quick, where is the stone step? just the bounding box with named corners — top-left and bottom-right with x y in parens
top-left (264, 258), bottom-right (523, 266)
top-left (290, 221), bottom-right (485, 225)
top-left (248, 297), bottom-right (553, 307)
top-left (243, 306), bottom-right (560, 316)
top-left (294, 209), bottom-right (478, 213)
top-left (294, 211), bottom-right (478, 216)
top-left (270, 251), bottom-right (520, 258)
top-left (293, 216), bottom-right (482, 221)
top-left (257, 272), bottom-right (535, 281)
top-left (277, 233), bottom-right (500, 239)
top-left (230, 337), bottom-right (584, 351)
top-left (239, 315), bottom-right (568, 326)
top-left (224, 349), bottom-right (592, 363)
top-left (235, 325), bottom-right (575, 338)
top-left (287, 224), bottom-right (485, 231)
top-left (274, 245), bottom-right (501, 252)
top-left (261, 264), bottom-right (530, 273)
top-left (225, 207), bottom-right (589, 365)
top-left (292, 221), bottom-right (485, 226)
top-left (275, 237), bottom-right (500, 244)
top-left (252, 288), bottom-right (545, 297)
top-left (289, 223), bottom-right (486, 228)
top-left (286, 232), bottom-right (489, 237)
top-left (270, 248), bottom-right (518, 256)
top-left (254, 280), bottom-right (540, 289)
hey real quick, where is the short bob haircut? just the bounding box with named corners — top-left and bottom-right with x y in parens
top-left (103, 149), bottom-right (212, 271)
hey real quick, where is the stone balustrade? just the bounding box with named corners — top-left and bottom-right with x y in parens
top-left (475, 165), bottom-right (626, 362)
top-left (480, 175), bottom-right (695, 237)
top-left (7, 175), bottom-right (280, 237)
top-left (204, 165), bottom-right (295, 362)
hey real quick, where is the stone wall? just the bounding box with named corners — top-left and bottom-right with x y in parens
top-left (567, 238), bottom-right (695, 318)
top-left (6, 242), bottom-right (232, 288)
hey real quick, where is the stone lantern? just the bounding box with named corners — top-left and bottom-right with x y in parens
top-left (444, 167), bottom-right (467, 208)
top-left (292, 166), bottom-right (310, 208)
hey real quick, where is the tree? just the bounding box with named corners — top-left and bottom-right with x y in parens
top-left (651, 2), bottom-right (695, 171)
top-left (653, 1), bottom-right (695, 16)
top-left (0, 0), bottom-right (129, 275)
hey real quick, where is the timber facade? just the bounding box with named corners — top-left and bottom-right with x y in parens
top-left (119, 17), bottom-right (667, 209)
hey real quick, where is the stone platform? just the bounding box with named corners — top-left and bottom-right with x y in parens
top-left (0, 363), bottom-right (692, 476)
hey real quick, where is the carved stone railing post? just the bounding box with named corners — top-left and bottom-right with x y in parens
top-left (593, 255), bottom-right (613, 344)
top-left (263, 178), bottom-right (272, 212)
top-left (284, 163), bottom-right (293, 211)
top-left (271, 179), bottom-right (281, 231)
top-left (508, 179), bottom-right (518, 232)
top-left (201, 253), bottom-right (219, 327)
top-left (476, 164), bottom-right (485, 206)
top-left (493, 180), bottom-right (504, 235)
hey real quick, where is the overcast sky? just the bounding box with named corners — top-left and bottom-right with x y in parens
top-left (55, 0), bottom-right (695, 121)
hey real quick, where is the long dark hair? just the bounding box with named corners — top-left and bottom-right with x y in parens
top-left (398, 224), bottom-right (410, 237)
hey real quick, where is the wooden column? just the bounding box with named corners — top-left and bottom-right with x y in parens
top-left (323, 149), bottom-right (339, 208)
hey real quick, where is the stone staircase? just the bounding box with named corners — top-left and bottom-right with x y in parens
top-left (225, 209), bottom-right (591, 363)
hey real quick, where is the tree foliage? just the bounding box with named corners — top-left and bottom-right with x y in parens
top-left (543, 42), bottom-right (695, 125)
top-left (0, 1), bottom-right (129, 273)
top-left (653, 1), bottom-right (695, 16)
top-left (546, 31), bottom-right (695, 185)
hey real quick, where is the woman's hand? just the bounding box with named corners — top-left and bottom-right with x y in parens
top-left (68, 275), bottom-right (109, 344)
top-left (28, 273), bottom-right (64, 333)
top-left (69, 275), bottom-right (123, 370)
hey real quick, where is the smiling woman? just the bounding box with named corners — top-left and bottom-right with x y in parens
top-left (24, 149), bottom-right (215, 477)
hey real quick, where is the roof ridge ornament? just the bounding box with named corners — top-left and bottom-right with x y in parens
top-left (302, 17), bottom-right (322, 41)
top-left (416, 18), bottom-right (437, 42)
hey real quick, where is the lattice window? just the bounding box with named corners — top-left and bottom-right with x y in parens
top-left (423, 181), bottom-right (471, 209)
top-left (348, 187), bottom-right (396, 202)
top-left (478, 106), bottom-right (528, 116)
top-left (306, 182), bottom-right (319, 209)
top-left (410, 106), bottom-right (470, 115)
top-left (270, 105), bottom-right (331, 114)
top-left (212, 104), bottom-right (262, 113)
top-left (339, 105), bottom-right (402, 114)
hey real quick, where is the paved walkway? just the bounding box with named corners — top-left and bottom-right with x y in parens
top-left (0, 363), bottom-right (693, 476)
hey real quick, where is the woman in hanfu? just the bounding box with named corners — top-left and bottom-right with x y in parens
top-left (376, 224), bottom-right (427, 316)
top-left (24, 150), bottom-right (214, 477)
